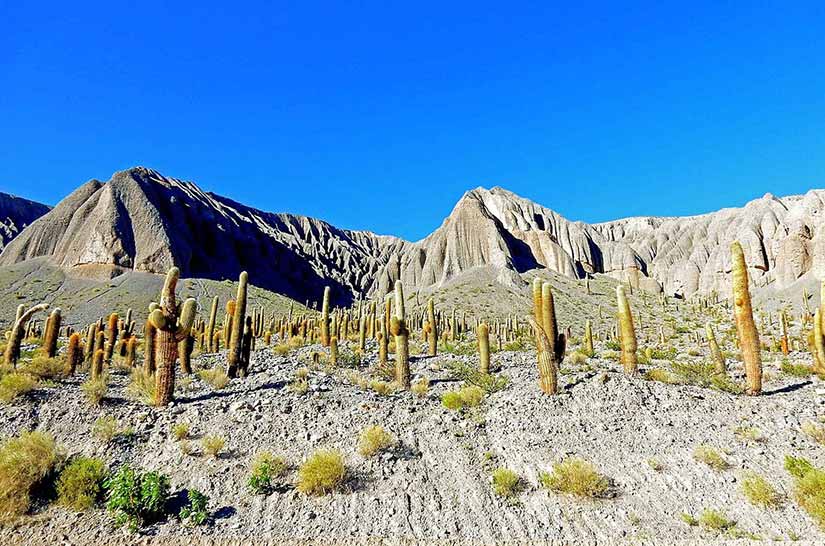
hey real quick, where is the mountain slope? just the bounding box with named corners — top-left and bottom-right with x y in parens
top-left (0, 191), bottom-right (50, 252)
top-left (2, 166), bottom-right (823, 303)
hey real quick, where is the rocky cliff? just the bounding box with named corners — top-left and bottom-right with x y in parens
top-left (1, 167), bottom-right (823, 303)
top-left (0, 192), bottom-right (50, 252)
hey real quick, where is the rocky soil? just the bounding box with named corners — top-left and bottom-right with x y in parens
top-left (1, 331), bottom-right (824, 545)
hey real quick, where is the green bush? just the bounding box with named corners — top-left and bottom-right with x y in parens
top-left (104, 466), bottom-right (170, 531)
top-left (441, 385), bottom-right (485, 411)
top-left (248, 452), bottom-right (288, 494)
top-left (179, 489), bottom-right (209, 526)
top-left (56, 457), bottom-right (107, 511)
top-left (0, 431), bottom-right (61, 521)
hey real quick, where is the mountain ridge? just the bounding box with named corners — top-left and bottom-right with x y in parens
top-left (1, 166), bottom-right (823, 305)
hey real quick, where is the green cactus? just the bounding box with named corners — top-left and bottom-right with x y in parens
top-left (706, 322), bottom-right (725, 373)
top-left (540, 282), bottom-right (566, 364)
top-left (584, 319), bottom-right (594, 356)
top-left (143, 319), bottom-right (156, 375)
top-left (149, 267), bottom-right (197, 406)
top-left (390, 281), bottom-right (410, 388)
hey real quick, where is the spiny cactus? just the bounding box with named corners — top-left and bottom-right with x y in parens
top-left (583, 319), bottom-right (594, 355)
top-left (427, 298), bottom-right (437, 357)
top-left (330, 335), bottom-right (339, 366)
top-left (206, 296), bottom-right (219, 353)
top-left (706, 322), bottom-right (725, 373)
top-left (731, 241), bottom-right (761, 395)
top-left (540, 282), bottom-right (566, 364)
top-left (532, 277), bottom-right (543, 327)
top-left (227, 272), bottom-right (248, 378)
top-left (390, 280), bottom-right (410, 388)
top-left (179, 333), bottom-right (194, 375)
top-left (149, 267), bottom-right (197, 406)
top-left (4, 302), bottom-right (48, 367)
top-left (42, 308), bottom-right (61, 358)
top-left (616, 286), bottom-right (637, 373)
top-left (812, 307), bottom-right (825, 375)
top-left (529, 317), bottom-right (557, 394)
top-left (84, 323), bottom-right (97, 365)
top-left (320, 286), bottom-right (331, 347)
top-left (240, 316), bottom-right (253, 376)
top-left (104, 313), bottom-right (119, 363)
top-left (125, 337), bottom-right (137, 368)
top-left (780, 310), bottom-right (789, 356)
top-left (63, 332), bottom-right (82, 376)
top-left (478, 322), bottom-right (490, 374)
top-left (91, 349), bottom-right (104, 380)
top-left (143, 319), bottom-right (156, 375)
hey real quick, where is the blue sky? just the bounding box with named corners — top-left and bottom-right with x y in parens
top-left (2, 1), bottom-right (824, 241)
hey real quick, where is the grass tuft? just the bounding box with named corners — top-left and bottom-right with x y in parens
top-left (442, 385), bottom-right (485, 411)
top-left (539, 457), bottom-right (609, 498)
top-left (0, 372), bottom-right (38, 404)
top-left (201, 435), bottom-right (225, 458)
top-left (492, 467), bottom-right (522, 498)
top-left (126, 369), bottom-right (156, 405)
top-left (81, 375), bottom-right (108, 406)
top-left (248, 451), bottom-right (288, 494)
top-left (0, 430), bottom-right (61, 521)
top-left (56, 456), bottom-right (107, 511)
top-left (801, 421), bottom-right (825, 445)
top-left (197, 368), bottom-right (230, 390)
top-left (693, 444), bottom-right (730, 471)
top-left (171, 422), bottom-right (190, 441)
top-left (296, 448), bottom-right (346, 495)
top-left (785, 455), bottom-right (825, 529)
top-left (357, 425), bottom-right (395, 457)
top-left (741, 471), bottom-right (782, 508)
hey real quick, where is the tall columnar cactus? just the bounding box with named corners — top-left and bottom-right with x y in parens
top-left (427, 299), bottom-right (437, 356)
top-left (812, 308), bottom-right (825, 375)
top-left (532, 277), bottom-right (543, 327)
top-left (478, 322), bottom-right (490, 374)
top-left (42, 308), bottom-right (62, 358)
top-left (584, 319), bottom-right (594, 356)
top-left (125, 337), bottom-right (137, 368)
top-left (378, 320), bottom-right (388, 367)
top-left (390, 280), bottom-right (410, 388)
top-left (731, 241), bottom-right (762, 395)
top-left (63, 332), bottom-right (82, 376)
top-left (358, 315), bottom-right (366, 352)
top-left (91, 349), bottom-right (104, 380)
top-left (240, 316), bottom-right (253, 376)
top-left (84, 323), bottom-right (97, 365)
top-left (616, 286), bottom-right (638, 373)
top-left (329, 335), bottom-right (339, 366)
top-left (706, 322), bottom-right (725, 373)
top-left (206, 296), bottom-right (219, 353)
top-left (227, 272), bottom-right (248, 378)
top-left (320, 286), bottom-right (331, 347)
top-left (143, 319), bottom-right (156, 375)
top-left (149, 267), bottom-right (197, 406)
top-left (780, 310), bottom-right (789, 356)
top-left (179, 333), bottom-right (194, 375)
top-left (4, 303), bottom-right (49, 367)
top-left (540, 282), bottom-right (566, 364)
top-left (529, 317), bottom-right (557, 394)
top-left (104, 313), bottom-right (119, 363)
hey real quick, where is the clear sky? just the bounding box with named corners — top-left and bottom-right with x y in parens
top-left (2, 1), bottom-right (825, 241)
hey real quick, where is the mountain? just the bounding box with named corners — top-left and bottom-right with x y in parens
top-left (1, 166), bottom-right (823, 304)
top-left (0, 192), bottom-right (50, 252)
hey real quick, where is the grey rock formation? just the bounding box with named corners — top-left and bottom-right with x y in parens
top-left (0, 192), bottom-right (50, 252)
top-left (2, 167), bottom-right (823, 302)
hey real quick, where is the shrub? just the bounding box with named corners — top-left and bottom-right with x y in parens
top-left (643, 368), bottom-right (677, 384)
top-left (693, 445), bottom-right (730, 471)
top-left (81, 375), bottom-right (108, 406)
top-left (411, 377), bottom-right (430, 397)
top-left (698, 508), bottom-right (736, 532)
top-left (201, 435), bottom-right (225, 458)
top-left (248, 451), bottom-right (288, 494)
top-left (442, 385), bottom-right (485, 411)
top-left (0, 431), bottom-right (61, 521)
top-left (445, 360), bottom-right (509, 393)
top-left (568, 351), bottom-right (589, 365)
top-left (296, 449), bottom-right (346, 495)
top-left (357, 425), bottom-right (395, 457)
top-left (104, 466), bottom-right (170, 532)
top-left (92, 416), bottom-right (120, 442)
top-left (56, 457), bottom-right (107, 511)
top-left (179, 489), bottom-right (209, 526)
top-left (23, 357), bottom-right (64, 380)
top-left (785, 455), bottom-right (825, 528)
top-left (368, 379), bottom-right (396, 396)
top-left (734, 426), bottom-right (763, 443)
top-left (781, 361), bottom-right (812, 378)
top-left (289, 377), bottom-right (309, 394)
top-left (492, 467), bottom-right (521, 498)
top-left (0, 372), bottom-right (38, 404)
top-left (272, 344), bottom-right (290, 356)
top-left (171, 422), bottom-right (190, 441)
top-left (802, 421), bottom-right (825, 445)
top-left (197, 368), bottom-right (230, 390)
top-left (539, 457), bottom-right (609, 498)
top-left (127, 369), bottom-right (157, 405)
top-left (741, 471), bottom-right (781, 508)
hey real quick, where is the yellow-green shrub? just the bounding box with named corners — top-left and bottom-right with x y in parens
top-left (0, 431), bottom-right (61, 520)
top-left (56, 457), bottom-right (107, 511)
top-left (296, 449), bottom-right (346, 495)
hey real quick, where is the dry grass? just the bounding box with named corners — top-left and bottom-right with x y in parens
top-left (539, 457), bottom-right (609, 498)
top-left (248, 451), bottom-right (288, 493)
top-left (643, 368), bottom-right (678, 384)
top-left (357, 425), bottom-right (395, 457)
top-left (442, 385), bottom-right (485, 411)
top-left (492, 467), bottom-right (522, 498)
top-left (201, 435), bottom-right (225, 458)
top-left (698, 508), bottom-right (736, 533)
top-left (741, 471), bottom-right (782, 508)
top-left (272, 344), bottom-right (290, 356)
top-left (171, 422), bottom-right (190, 441)
top-left (81, 375), bottom-right (108, 406)
top-left (785, 455), bottom-right (825, 529)
top-left (296, 449), bottom-right (346, 495)
top-left (22, 357), bottom-right (64, 380)
top-left (411, 377), bottom-right (430, 397)
top-left (693, 445), bottom-right (730, 471)
top-left (368, 379), bottom-right (397, 396)
top-left (92, 416), bottom-right (120, 442)
top-left (0, 372), bottom-right (38, 404)
top-left (56, 456), bottom-right (107, 511)
top-left (198, 368), bottom-right (230, 390)
top-left (802, 421), bottom-right (825, 445)
top-left (126, 369), bottom-right (156, 405)
top-left (0, 430), bottom-right (62, 521)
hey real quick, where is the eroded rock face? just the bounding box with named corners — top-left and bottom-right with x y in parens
top-left (0, 192), bottom-right (50, 252)
top-left (2, 167), bottom-right (823, 302)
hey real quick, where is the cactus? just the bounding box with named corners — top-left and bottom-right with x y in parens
top-left (42, 308), bottom-right (61, 358)
top-left (63, 332), bottom-right (82, 376)
top-left (478, 323), bottom-right (490, 374)
top-left (616, 286), bottom-right (637, 373)
top-left (143, 319), bottom-right (156, 375)
top-left (390, 280), bottom-right (410, 388)
top-left (532, 277), bottom-right (543, 327)
top-left (104, 313), bottom-right (119, 363)
top-left (84, 323), bottom-right (97, 365)
top-left (330, 335), bottom-right (339, 366)
top-left (227, 272), bottom-right (248, 378)
top-left (125, 337), bottom-right (137, 368)
top-left (358, 315), bottom-right (366, 352)
top-left (780, 310), bottom-right (789, 356)
top-left (179, 333), bottom-right (194, 375)
top-left (540, 282), bottom-right (566, 364)
top-left (91, 349), bottom-right (104, 380)
top-left (206, 296), bottom-right (219, 353)
top-left (583, 319), bottom-right (594, 355)
top-left (427, 298), bottom-right (437, 356)
top-left (240, 316), bottom-right (253, 376)
top-left (731, 241), bottom-right (762, 395)
top-left (528, 317), bottom-right (557, 394)
top-left (706, 322), bottom-right (725, 373)
top-left (149, 267), bottom-right (197, 406)
top-left (812, 307), bottom-right (825, 375)
top-left (320, 286), bottom-right (331, 347)
top-left (3, 302), bottom-right (49, 367)
top-left (378, 321), bottom-right (388, 367)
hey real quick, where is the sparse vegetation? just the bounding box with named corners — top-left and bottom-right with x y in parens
top-left (296, 449), bottom-right (346, 495)
top-left (104, 466), bottom-right (170, 531)
top-left (92, 415), bottom-right (121, 442)
top-left (539, 457), bottom-right (609, 498)
top-left (248, 451), bottom-right (288, 494)
top-left (0, 372), bottom-right (38, 403)
top-left (698, 508), bottom-right (736, 533)
top-left (201, 435), bottom-right (225, 458)
top-left (198, 367), bottom-right (230, 390)
top-left (411, 377), bottom-right (429, 397)
top-left (81, 374), bottom-right (108, 405)
top-left (127, 369), bottom-right (157, 405)
top-left (801, 421), bottom-right (825, 445)
top-left (781, 360), bottom-right (812, 377)
top-left (0, 430), bottom-right (61, 521)
top-left (492, 467), bottom-right (521, 498)
top-left (442, 385), bottom-right (485, 411)
top-left (785, 455), bottom-right (825, 529)
top-left (357, 425), bottom-right (395, 457)
top-left (741, 471), bottom-right (781, 508)
top-left (179, 489), bottom-right (209, 526)
top-left (56, 457), bottom-right (107, 511)
top-left (172, 422), bottom-right (190, 441)
top-left (693, 444), bottom-right (730, 471)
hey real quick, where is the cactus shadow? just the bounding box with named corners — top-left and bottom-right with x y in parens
top-left (763, 380), bottom-right (811, 396)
